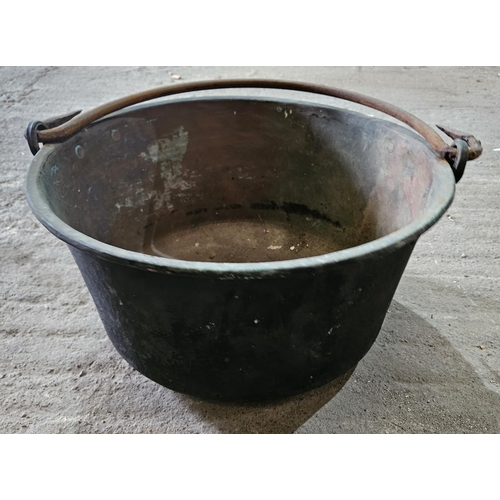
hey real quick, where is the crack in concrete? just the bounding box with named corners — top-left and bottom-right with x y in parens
top-left (6, 66), bottom-right (58, 109)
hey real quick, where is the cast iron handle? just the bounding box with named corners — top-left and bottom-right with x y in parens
top-left (25, 79), bottom-right (482, 182)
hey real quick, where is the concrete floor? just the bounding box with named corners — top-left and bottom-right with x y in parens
top-left (1, 66), bottom-right (499, 433)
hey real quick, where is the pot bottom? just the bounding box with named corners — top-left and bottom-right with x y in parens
top-left (143, 215), bottom-right (370, 263)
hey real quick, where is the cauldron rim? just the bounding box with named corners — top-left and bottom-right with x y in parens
top-left (25, 96), bottom-right (456, 278)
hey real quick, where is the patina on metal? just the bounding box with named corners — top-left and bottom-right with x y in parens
top-left (24, 80), bottom-right (483, 401)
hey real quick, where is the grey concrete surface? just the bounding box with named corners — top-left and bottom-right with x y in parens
top-left (1, 66), bottom-right (499, 433)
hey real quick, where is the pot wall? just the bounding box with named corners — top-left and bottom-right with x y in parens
top-left (70, 240), bottom-right (415, 401)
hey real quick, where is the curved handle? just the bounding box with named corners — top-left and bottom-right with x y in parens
top-left (25, 79), bottom-right (482, 180)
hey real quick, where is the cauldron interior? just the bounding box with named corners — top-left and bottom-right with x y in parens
top-left (38, 97), bottom-right (441, 264)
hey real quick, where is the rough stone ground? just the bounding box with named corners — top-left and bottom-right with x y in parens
top-left (1, 66), bottom-right (499, 433)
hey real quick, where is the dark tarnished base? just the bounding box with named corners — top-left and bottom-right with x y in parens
top-left (70, 241), bottom-right (415, 402)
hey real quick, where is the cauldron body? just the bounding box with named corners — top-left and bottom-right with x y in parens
top-left (26, 96), bottom-right (455, 401)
